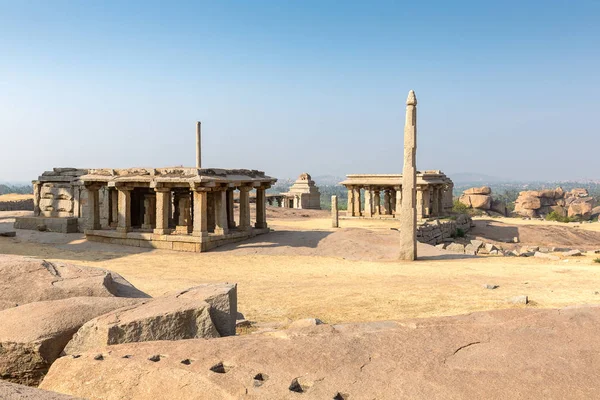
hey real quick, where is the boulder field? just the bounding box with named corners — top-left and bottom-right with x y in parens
top-left (514, 187), bottom-right (596, 219)
top-left (0, 255), bottom-right (237, 387)
top-left (40, 306), bottom-right (600, 400)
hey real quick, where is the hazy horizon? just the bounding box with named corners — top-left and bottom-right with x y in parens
top-left (1, 1), bottom-right (599, 182)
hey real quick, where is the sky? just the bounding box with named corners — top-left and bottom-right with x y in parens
top-left (1, 0), bottom-right (599, 183)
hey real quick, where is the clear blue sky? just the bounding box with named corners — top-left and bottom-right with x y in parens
top-left (1, 0), bottom-right (598, 182)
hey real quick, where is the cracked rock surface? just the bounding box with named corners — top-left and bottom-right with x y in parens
top-left (41, 306), bottom-right (600, 399)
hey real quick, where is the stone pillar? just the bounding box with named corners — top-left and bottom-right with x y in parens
top-left (192, 190), bottom-right (208, 237)
top-left (33, 182), bottom-right (41, 216)
top-left (373, 189), bottom-right (381, 215)
top-left (423, 187), bottom-right (431, 218)
top-left (206, 192), bottom-right (216, 232)
top-left (399, 90), bottom-right (417, 261)
top-left (255, 186), bottom-right (267, 229)
top-left (444, 183), bottom-right (454, 213)
top-left (154, 188), bottom-right (170, 235)
top-left (175, 193), bottom-right (192, 234)
top-left (214, 189), bottom-right (229, 235)
top-left (196, 121), bottom-right (202, 169)
top-left (364, 187), bottom-right (373, 218)
top-left (226, 188), bottom-right (236, 229)
top-left (109, 189), bottom-right (118, 227)
top-left (437, 186), bottom-right (444, 216)
top-left (331, 195), bottom-right (339, 228)
top-left (354, 187), bottom-right (361, 217)
top-left (347, 186), bottom-right (355, 217)
top-left (85, 186), bottom-right (101, 231)
top-left (117, 187), bottom-right (132, 233)
top-left (141, 194), bottom-right (156, 230)
top-left (394, 187), bottom-right (402, 217)
top-left (238, 186), bottom-right (251, 230)
top-left (383, 190), bottom-right (391, 215)
top-left (416, 187), bottom-right (424, 220)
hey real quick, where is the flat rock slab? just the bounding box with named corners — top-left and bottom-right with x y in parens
top-left (41, 306), bottom-right (600, 399)
top-left (0, 255), bottom-right (149, 306)
top-left (0, 296), bottom-right (142, 386)
top-left (0, 381), bottom-right (80, 399)
top-left (64, 297), bottom-right (220, 355)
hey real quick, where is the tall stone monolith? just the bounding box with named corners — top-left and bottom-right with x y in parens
top-left (399, 90), bottom-right (417, 261)
top-left (196, 121), bottom-right (202, 169)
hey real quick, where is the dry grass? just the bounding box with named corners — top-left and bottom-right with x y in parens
top-left (0, 193), bottom-right (33, 201)
top-left (3, 209), bottom-right (600, 325)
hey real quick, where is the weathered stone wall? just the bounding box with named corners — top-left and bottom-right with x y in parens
top-left (416, 215), bottom-right (473, 245)
top-left (0, 199), bottom-right (33, 211)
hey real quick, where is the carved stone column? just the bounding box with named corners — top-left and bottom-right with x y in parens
top-left (141, 194), bottom-right (156, 230)
top-left (437, 186), bottom-right (444, 216)
top-left (373, 189), bottom-right (381, 215)
top-left (85, 185), bottom-right (101, 231)
top-left (192, 189), bottom-right (208, 237)
top-left (238, 186), bottom-right (251, 230)
top-left (347, 186), bottom-right (355, 217)
top-left (383, 190), bottom-right (391, 215)
top-left (226, 188), bottom-right (236, 229)
top-left (394, 186), bottom-right (402, 217)
top-left (33, 182), bottom-right (41, 216)
top-left (416, 187), bottom-right (424, 220)
top-left (354, 187), bottom-right (362, 216)
top-left (214, 189), bottom-right (229, 235)
top-left (154, 188), bottom-right (170, 235)
top-left (117, 187), bottom-right (132, 233)
top-left (175, 192), bottom-right (192, 234)
top-left (364, 187), bottom-right (373, 218)
top-left (255, 186), bottom-right (267, 229)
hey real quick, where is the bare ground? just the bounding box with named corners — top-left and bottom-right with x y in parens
top-left (1, 208), bottom-right (600, 325)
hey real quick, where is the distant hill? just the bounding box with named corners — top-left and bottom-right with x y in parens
top-left (0, 183), bottom-right (33, 195)
top-left (449, 173), bottom-right (507, 184)
top-left (312, 175), bottom-right (345, 186)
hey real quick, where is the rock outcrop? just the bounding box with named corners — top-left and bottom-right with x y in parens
top-left (0, 297), bottom-right (141, 385)
top-left (0, 255), bottom-right (238, 388)
top-left (459, 186), bottom-right (507, 216)
top-left (169, 284), bottom-right (238, 337)
top-left (514, 188), bottom-right (595, 219)
top-left (0, 255), bottom-right (150, 307)
top-left (64, 297), bottom-right (220, 355)
top-left (0, 381), bottom-right (79, 399)
top-left (41, 306), bottom-right (600, 399)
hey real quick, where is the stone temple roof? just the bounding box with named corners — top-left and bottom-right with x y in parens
top-left (75, 167), bottom-right (275, 188)
top-left (340, 171), bottom-right (452, 187)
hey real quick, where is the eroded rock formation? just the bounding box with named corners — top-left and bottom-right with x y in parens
top-left (459, 186), bottom-right (507, 216)
top-left (514, 188), bottom-right (595, 219)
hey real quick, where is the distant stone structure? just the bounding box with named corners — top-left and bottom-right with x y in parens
top-left (340, 171), bottom-right (453, 220)
top-left (268, 173), bottom-right (321, 209)
top-left (14, 168), bottom-right (94, 233)
top-left (15, 167), bottom-right (277, 251)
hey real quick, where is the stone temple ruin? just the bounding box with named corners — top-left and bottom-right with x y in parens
top-left (267, 172), bottom-right (321, 209)
top-left (340, 171), bottom-right (453, 220)
top-left (15, 167), bottom-right (276, 252)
